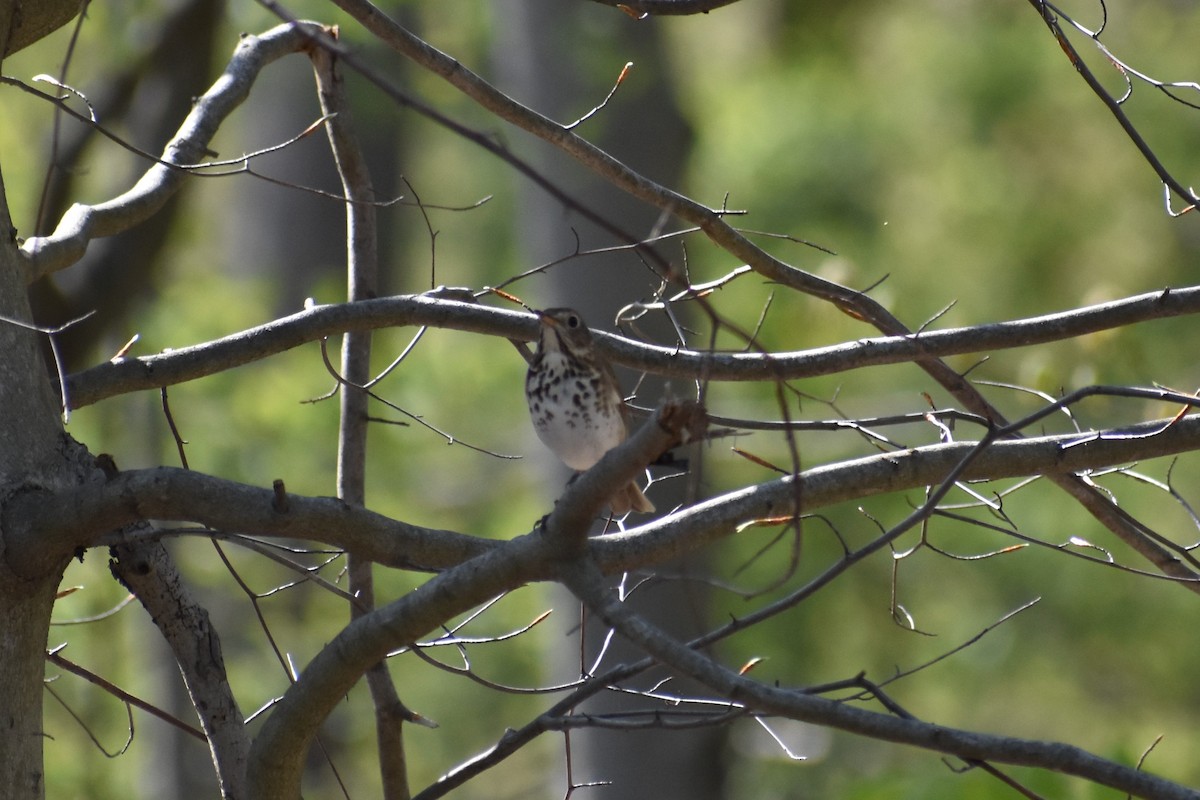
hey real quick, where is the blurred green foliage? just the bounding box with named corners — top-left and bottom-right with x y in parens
top-left (6, 0), bottom-right (1200, 797)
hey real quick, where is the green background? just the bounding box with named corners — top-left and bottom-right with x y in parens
top-left (8, 0), bottom-right (1200, 797)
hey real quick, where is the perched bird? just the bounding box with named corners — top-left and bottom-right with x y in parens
top-left (525, 308), bottom-right (655, 515)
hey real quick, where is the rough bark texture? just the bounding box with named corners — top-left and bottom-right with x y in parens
top-left (109, 539), bottom-right (247, 798)
top-left (0, 170), bottom-right (72, 799)
top-left (0, 3), bottom-right (94, 793)
top-left (0, 576), bottom-right (58, 798)
top-left (0, 232), bottom-right (81, 795)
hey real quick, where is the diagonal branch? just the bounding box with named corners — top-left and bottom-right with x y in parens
top-left (108, 537), bottom-right (249, 798)
top-left (245, 533), bottom-right (550, 798)
top-left (558, 556), bottom-right (1199, 800)
top-left (19, 20), bottom-right (333, 281)
top-left (1027, 0), bottom-right (1200, 209)
top-left (12, 410), bottom-right (1200, 584)
top-left (313, 2), bottom-right (1196, 594)
top-left (540, 401), bottom-right (707, 558)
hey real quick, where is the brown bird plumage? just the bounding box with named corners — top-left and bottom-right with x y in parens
top-left (525, 308), bottom-right (654, 515)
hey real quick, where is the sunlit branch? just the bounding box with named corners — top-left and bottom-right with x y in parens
top-left (246, 534), bottom-right (550, 797)
top-left (302, 0), bottom-right (1200, 593)
top-left (1028, 0), bottom-right (1200, 209)
top-left (558, 557), bottom-right (1195, 800)
top-left (16, 402), bottom-right (1200, 584)
top-left (592, 401), bottom-right (1200, 583)
top-left (565, 61), bottom-right (633, 130)
top-left (64, 284), bottom-right (1200, 409)
top-left (259, 3), bottom-right (680, 281)
top-left (17, 22), bottom-right (337, 280)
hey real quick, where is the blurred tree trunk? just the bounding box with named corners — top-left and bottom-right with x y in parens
top-left (491, 4), bottom-right (727, 798)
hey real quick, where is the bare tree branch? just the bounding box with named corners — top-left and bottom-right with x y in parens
top-left (3, 468), bottom-right (494, 579)
top-left (8, 6), bottom-right (1200, 797)
top-left (108, 537), bottom-right (248, 798)
top-left (45, 648), bottom-right (207, 741)
top-left (13, 409), bottom-right (1200, 583)
top-left (19, 21), bottom-right (333, 281)
top-left (308, 1), bottom-right (1197, 612)
top-left (244, 529), bottom-right (549, 798)
top-left (313, 39), bottom-right (413, 799)
top-left (558, 557), bottom-right (1200, 800)
top-left (63, 284), bottom-right (1200, 410)
top-left (242, 401), bottom-right (712, 796)
top-left (1027, 0), bottom-right (1200, 210)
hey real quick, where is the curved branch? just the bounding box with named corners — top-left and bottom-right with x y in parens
top-left (3, 467), bottom-right (494, 579)
top-left (19, 20), bottom-right (329, 281)
top-left (245, 532), bottom-right (549, 798)
top-left (593, 412), bottom-right (1200, 579)
top-left (109, 538), bottom-right (248, 798)
top-left (558, 557), bottom-right (1199, 800)
top-left (1028, 1), bottom-right (1200, 209)
top-left (13, 411), bottom-right (1200, 582)
top-left (295, 3), bottom-right (1200, 628)
top-left (64, 285), bottom-right (1200, 409)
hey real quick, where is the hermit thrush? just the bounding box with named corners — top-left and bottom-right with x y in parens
top-left (525, 308), bottom-right (655, 515)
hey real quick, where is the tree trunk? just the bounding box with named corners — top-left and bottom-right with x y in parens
top-left (0, 196), bottom-right (78, 796)
top-left (0, 577), bottom-right (59, 798)
top-left (0, 0), bottom-right (94, 779)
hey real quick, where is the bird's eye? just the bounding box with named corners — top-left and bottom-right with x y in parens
top-left (567, 314), bottom-right (580, 328)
